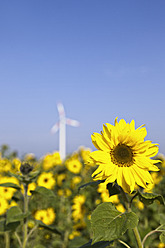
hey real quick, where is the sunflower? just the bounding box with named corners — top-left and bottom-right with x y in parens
top-left (72, 195), bottom-right (86, 222)
top-left (0, 176), bottom-right (19, 200)
top-left (57, 173), bottom-right (66, 187)
top-left (66, 158), bottom-right (82, 174)
top-left (71, 176), bottom-right (82, 189)
top-left (34, 208), bottom-right (56, 225)
top-left (12, 158), bottom-right (21, 173)
top-left (27, 182), bottom-right (36, 196)
top-left (37, 172), bottom-right (56, 189)
top-left (43, 152), bottom-right (62, 170)
top-left (0, 197), bottom-right (8, 215)
top-left (0, 159), bottom-right (12, 173)
top-left (87, 118), bottom-right (160, 193)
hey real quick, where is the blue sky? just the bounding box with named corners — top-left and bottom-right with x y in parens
top-left (0, 1), bottom-right (165, 158)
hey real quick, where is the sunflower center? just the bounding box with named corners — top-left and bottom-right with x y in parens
top-left (111, 144), bottom-right (134, 167)
top-left (44, 178), bottom-right (48, 183)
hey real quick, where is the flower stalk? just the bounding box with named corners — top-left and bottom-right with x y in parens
top-left (22, 183), bottom-right (28, 248)
top-left (120, 188), bottom-right (143, 248)
top-left (4, 232), bottom-right (10, 248)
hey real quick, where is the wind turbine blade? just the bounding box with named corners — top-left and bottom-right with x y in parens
top-left (51, 122), bottom-right (59, 134)
top-left (57, 102), bottom-right (65, 117)
top-left (66, 118), bottom-right (80, 127)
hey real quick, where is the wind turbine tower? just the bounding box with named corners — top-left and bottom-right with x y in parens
top-left (51, 102), bottom-right (80, 160)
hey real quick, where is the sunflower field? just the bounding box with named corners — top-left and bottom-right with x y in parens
top-left (0, 118), bottom-right (165, 248)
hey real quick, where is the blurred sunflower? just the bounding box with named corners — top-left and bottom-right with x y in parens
top-left (0, 159), bottom-right (12, 173)
top-left (79, 147), bottom-right (92, 162)
top-left (71, 176), bottom-right (82, 189)
top-left (0, 197), bottom-right (8, 215)
top-left (34, 208), bottom-right (56, 225)
top-left (12, 158), bottom-right (21, 173)
top-left (87, 118), bottom-right (160, 193)
top-left (0, 176), bottom-right (19, 200)
top-left (43, 152), bottom-right (62, 170)
top-left (37, 172), bottom-right (56, 189)
top-left (66, 158), bottom-right (82, 174)
top-left (27, 182), bottom-right (36, 196)
top-left (57, 173), bottom-right (66, 187)
top-left (69, 230), bottom-right (81, 240)
top-left (158, 243), bottom-right (165, 248)
top-left (24, 153), bottom-right (36, 161)
top-left (72, 195), bottom-right (86, 222)
top-left (57, 188), bottom-right (72, 197)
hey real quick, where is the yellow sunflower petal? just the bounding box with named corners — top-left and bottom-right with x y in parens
top-left (91, 133), bottom-right (110, 151)
top-left (123, 167), bottom-right (135, 193)
top-left (117, 167), bottom-right (131, 193)
top-left (135, 157), bottom-right (159, 171)
top-left (90, 151), bottom-right (110, 164)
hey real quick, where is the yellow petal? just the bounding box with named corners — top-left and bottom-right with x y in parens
top-left (144, 144), bottom-right (159, 157)
top-left (130, 119), bottom-right (135, 131)
top-left (123, 167), bottom-right (135, 193)
top-left (104, 162), bottom-right (117, 177)
top-left (90, 151), bottom-right (110, 164)
top-left (91, 133), bottom-right (110, 151)
top-left (131, 166), bottom-right (153, 188)
top-left (135, 157), bottom-right (159, 171)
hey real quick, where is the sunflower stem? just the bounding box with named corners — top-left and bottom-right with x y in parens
top-left (14, 231), bottom-right (22, 247)
top-left (132, 227), bottom-right (143, 248)
top-left (4, 232), bottom-right (10, 248)
top-left (22, 184), bottom-right (29, 248)
top-left (142, 226), bottom-right (164, 246)
top-left (120, 188), bottom-right (143, 248)
top-left (118, 239), bottom-right (131, 248)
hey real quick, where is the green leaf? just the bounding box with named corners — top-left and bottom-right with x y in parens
top-left (91, 202), bottom-right (138, 244)
top-left (159, 214), bottom-right (165, 225)
top-left (137, 191), bottom-right (164, 205)
top-left (106, 183), bottom-right (121, 197)
top-left (0, 219), bottom-right (20, 232)
top-left (36, 220), bottom-right (62, 236)
top-left (30, 186), bottom-right (55, 198)
top-left (160, 232), bottom-right (165, 244)
top-left (0, 219), bottom-right (7, 233)
top-left (68, 237), bottom-right (90, 248)
top-left (33, 245), bottom-right (45, 248)
top-left (79, 239), bottom-right (112, 248)
top-left (8, 172), bottom-right (21, 180)
top-left (29, 170), bottom-right (41, 181)
top-left (6, 206), bottom-right (30, 225)
top-left (78, 180), bottom-right (105, 191)
top-left (0, 183), bottom-right (21, 190)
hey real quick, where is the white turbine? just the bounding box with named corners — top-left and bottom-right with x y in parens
top-left (51, 102), bottom-right (80, 160)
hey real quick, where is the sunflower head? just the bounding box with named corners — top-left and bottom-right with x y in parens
top-left (88, 118), bottom-right (161, 193)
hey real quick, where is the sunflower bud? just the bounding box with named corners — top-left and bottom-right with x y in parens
top-left (20, 162), bottom-right (33, 175)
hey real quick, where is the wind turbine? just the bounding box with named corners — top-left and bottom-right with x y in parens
top-left (51, 102), bottom-right (80, 160)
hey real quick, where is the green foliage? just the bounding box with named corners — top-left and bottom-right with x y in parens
top-left (160, 232), bottom-right (165, 243)
top-left (78, 180), bottom-right (105, 191)
top-left (6, 206), bottom-right (30, 225)
top-left (0, 218), bottom-right (20, 232)
top-left (91, 202), bottom-right (138, 244)
top-left (79, 240), bottom-right (112, 248)
top-left (0, 182), bottom-right (21, 190)
top-left (36, 220), bottom-right (62, 235)
top-left (30, 186), bottom-right (55, 198)
top-left (137, 190), bottom-right (164, 205)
